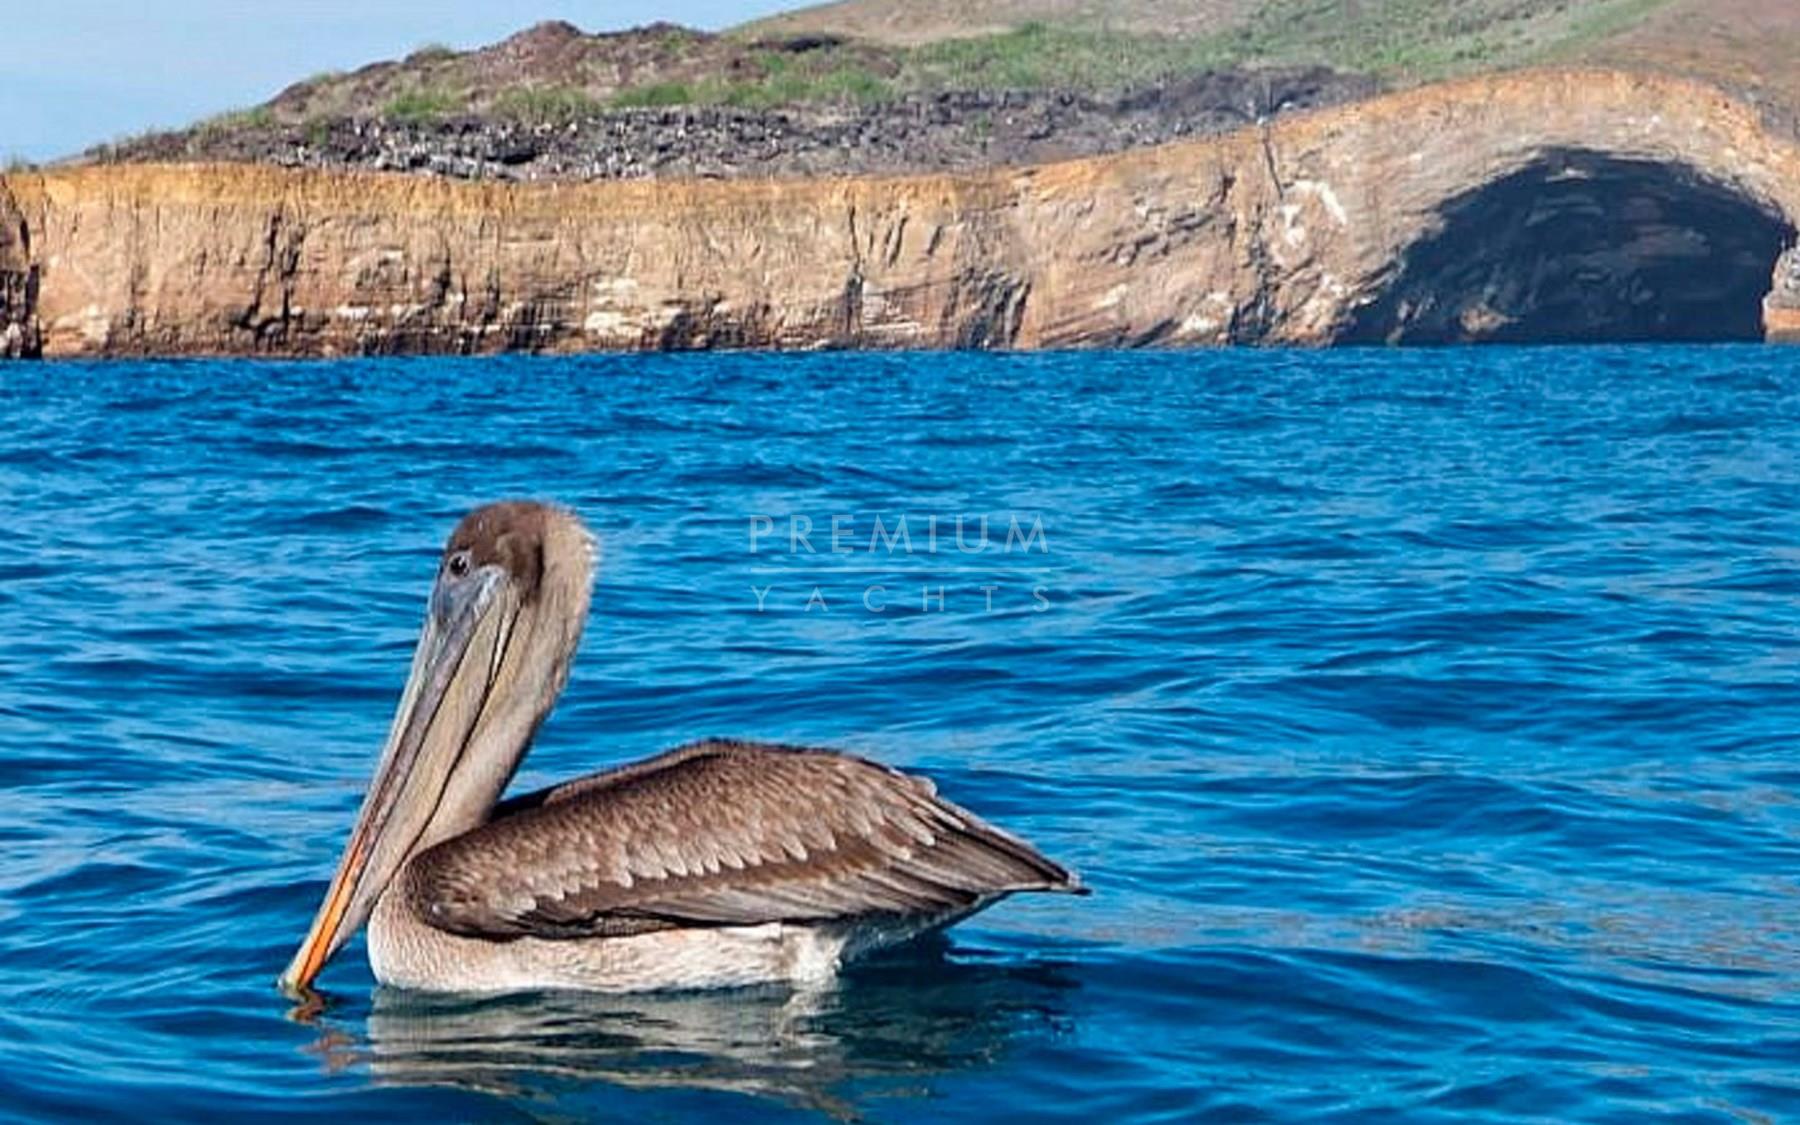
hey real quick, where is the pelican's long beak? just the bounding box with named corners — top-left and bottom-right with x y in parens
top-left (279, 564), bottom-right (515, 997)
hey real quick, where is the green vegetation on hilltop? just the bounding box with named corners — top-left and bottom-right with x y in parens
top-left (406, 43), bottom-right (459, 64)
top-left (598, 0), bottom-right (1679, 107)
top-left (194, 106), bottom-right (274, 138)
top-left (610, 81), bottom-right (699, 109)
top-left (905, 23), bottom-right (1233, 91)
top-left (733, 52), bottom-right (892, 106)
top-left (1195, 0), bottom-right (1677, 80)
top-left (495, 86), bottom-right (602, 123)
top-left (889, 0), bottom-right (1679, 95)
top-left (126, 0), bottom-right (1720, 148)
top-left (384, 87), bottom-right (468, 123)
top-left (1537, 0), bottom-right (1675, 62)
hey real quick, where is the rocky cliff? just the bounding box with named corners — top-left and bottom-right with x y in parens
top-left (0, 180), bottom-right (38, 358)
top-left (1769, 248), bottom-right (1800, 343)
top-left (6, 69), bottom-right (1799, 357)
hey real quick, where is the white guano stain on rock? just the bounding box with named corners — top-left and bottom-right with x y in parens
top-left (1291, 180), bottom-right (1350, 227)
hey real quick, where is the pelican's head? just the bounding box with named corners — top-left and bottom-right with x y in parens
top-left (279, 501), bottom-right (595, 996)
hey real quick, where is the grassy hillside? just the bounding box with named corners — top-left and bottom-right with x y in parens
top-left (247, 0), bottom-right (1800, 127)
top-left (751, 0), bottom-right (1800, 106)
top-left (109, 13), bottom-right (1359, 144)
top-left (91, 0), bottom-right (1800, 168)
top-left (245, 22), bottom-right (905, 127)
top-left (747, 0), bottom-right (1258, 45)
top-left (1579, 0), bottom-right (1800, 117)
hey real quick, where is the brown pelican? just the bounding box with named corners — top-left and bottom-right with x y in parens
top-left (280, 501), bottom-right (1085, 996)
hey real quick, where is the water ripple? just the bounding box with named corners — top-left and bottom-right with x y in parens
top-left (2, 347), bottom-right (1799, 1122)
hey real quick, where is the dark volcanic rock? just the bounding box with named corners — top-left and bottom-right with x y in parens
top-left (97, 68), bottom-right (1378, 182)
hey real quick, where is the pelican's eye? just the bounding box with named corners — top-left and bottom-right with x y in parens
top-left (446, 550), bottom-right (472, 579)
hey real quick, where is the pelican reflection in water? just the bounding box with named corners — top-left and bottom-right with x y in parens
top-left (331, 952), bottom-right (1078, 1111)
top-left (281, 502), bottom-right (1085, 995)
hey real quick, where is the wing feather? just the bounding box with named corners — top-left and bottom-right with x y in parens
top-left (403, 739), bottom-right (1084, 941)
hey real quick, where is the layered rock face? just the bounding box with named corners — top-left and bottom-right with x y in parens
top-left (0, 181), bottom-right (37, 358)
top-left (1769, 248), bottom-right (1800, 343)
top-left (5, 69), bottom-right (1799, 358)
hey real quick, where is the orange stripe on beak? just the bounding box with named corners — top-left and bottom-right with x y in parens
top-left (278, 835), bottom-right (369, 996)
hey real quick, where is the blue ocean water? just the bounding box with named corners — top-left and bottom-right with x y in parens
top-left (2, 348), bottom-right (1798, 1122)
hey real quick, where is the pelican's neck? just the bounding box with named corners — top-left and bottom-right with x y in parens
top-left (412, 518), bottom-right (595, 851)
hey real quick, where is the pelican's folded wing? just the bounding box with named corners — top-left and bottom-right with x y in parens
top-left (401, 740), bottom-right (1085, 940)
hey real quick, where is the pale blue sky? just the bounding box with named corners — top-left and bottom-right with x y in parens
top-left (5, 2), bottom-right (794, 161)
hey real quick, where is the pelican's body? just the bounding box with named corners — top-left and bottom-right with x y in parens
top-left (369, 887), bottom-right (874, 993)
top-left (280, 503), bottom-right (1084, 997)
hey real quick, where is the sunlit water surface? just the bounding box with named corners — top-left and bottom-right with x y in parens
top-left (3, 349), bottom-right (1798, 1122)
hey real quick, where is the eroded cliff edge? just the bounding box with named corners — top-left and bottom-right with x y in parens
top-left (0, 180), bottom-right (39, 358)
top-left (1769, 248), bottom-right (1800, 344)
top-left (7, 69), bottom-right (1799, 357)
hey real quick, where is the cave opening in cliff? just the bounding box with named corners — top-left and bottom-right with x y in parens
top-left (1344, 150), bottom-right (1795, 345)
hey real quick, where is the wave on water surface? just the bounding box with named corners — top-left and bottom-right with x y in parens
top-left (0, 348), bottom-right (1797, 1122)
